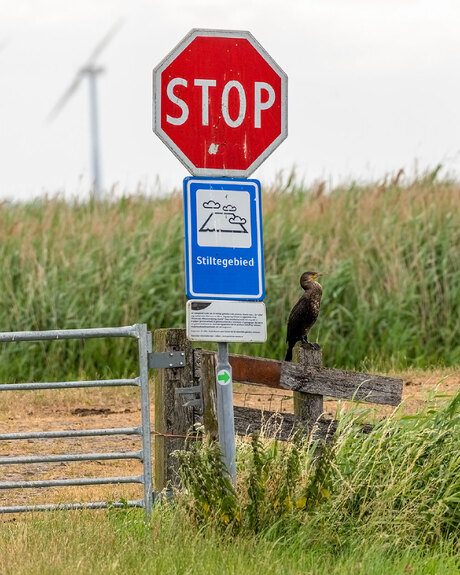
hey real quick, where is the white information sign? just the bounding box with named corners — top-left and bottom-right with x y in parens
top-left (186, 300), bottom-right (267, 342)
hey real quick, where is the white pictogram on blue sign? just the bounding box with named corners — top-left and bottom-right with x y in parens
top-left (196, 189), bottom-right (252, 248)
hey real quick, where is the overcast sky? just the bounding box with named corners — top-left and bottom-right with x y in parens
top-left (1, 0), bottom-right (459, 200)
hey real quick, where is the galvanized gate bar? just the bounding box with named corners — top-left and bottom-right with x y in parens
top-left (0, 378), bottom-right (140, 391)
top-left (0, 324), bottom-right (154, 517)
top-left (0, 500), bottom-right (144, 514)
top-left (0, 451), bottom-right (143, 465)
top-left (0, 426), bottom-right (142, 441)
top-left (0, 476), bottom-right (144, 489)
top-left (0, 325), bottom-right (139, 342)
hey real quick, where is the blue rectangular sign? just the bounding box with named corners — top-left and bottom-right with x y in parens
top-left (183, 177), bottom-right (264, 300)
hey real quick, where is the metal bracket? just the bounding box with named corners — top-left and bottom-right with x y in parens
top-left (175, 384), bottom-right (203, 412)
top-left (148, 351), bottom-right (186, 369)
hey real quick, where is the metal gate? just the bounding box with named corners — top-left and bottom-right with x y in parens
top-left (0, 324), bottom-right (153, 517)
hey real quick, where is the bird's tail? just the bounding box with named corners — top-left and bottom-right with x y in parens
top-left (285, 346), bottom-right (293, 362)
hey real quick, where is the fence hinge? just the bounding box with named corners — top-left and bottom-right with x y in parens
top-left (175, 384), bottom-right (203, 412)
top-left (148, 351), bottom-right (186, 369)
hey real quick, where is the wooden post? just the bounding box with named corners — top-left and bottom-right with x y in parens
top-left (153, 328), bottom-right (195, 491)
top-left (195, 349), bottom-right (219, 441)
top-left (293, 344), bottom-right (323, 429)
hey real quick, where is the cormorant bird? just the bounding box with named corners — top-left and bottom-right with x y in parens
top-left (285, 271), bottom-right (324, 362)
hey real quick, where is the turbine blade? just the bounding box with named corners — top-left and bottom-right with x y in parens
top-left (46, 18), bottom-right (124, 122)
top-left (47, 72), bottom-right (83, 123)
top-left (85, 18), bottom-right (124, 66)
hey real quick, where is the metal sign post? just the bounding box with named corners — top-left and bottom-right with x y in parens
top-left (216, 342), bottom-right (236, 483)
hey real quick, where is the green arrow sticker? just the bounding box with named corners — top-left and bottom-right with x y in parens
top-left (217, 370), bottom-right (231, 385)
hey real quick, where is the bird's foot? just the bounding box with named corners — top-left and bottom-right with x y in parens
top-left (301, 337), bottom-right (320, 350)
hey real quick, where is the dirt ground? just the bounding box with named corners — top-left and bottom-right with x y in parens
top-left (1, 368), bottom-right (459, 516)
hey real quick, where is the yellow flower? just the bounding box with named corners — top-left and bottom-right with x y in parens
top-left (295, 496), bottom-right (307, 509)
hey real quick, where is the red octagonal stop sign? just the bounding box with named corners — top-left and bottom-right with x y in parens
top-left (152, 29), bottom-right (288, 177)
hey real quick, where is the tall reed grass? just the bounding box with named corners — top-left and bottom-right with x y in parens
top-left (0, 173), bottom-right (458, 381)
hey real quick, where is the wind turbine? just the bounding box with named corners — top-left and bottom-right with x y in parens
top-left (48, 20), bottom-right (123, 199)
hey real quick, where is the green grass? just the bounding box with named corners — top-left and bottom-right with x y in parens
top-left (1, 390), bottom-right (459, 575)
top-left (0, 508), bottom-right (458, 575)
top-left (0, 172), bottom-right (459, 382)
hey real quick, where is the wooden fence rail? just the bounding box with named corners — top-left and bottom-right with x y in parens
top-left (227, 352), bottom-right (403, 405)
top-left (153, 328), bottom-right (403, 491)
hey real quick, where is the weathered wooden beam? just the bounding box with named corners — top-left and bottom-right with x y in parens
top-left (153, 328), bottom-right (195, 491)
top-left (280, 363), bottom-right (403, 406)
top-left (228, 353), bottom-right (281, 387)
top-left (234, 406), bottom-right (373, 442)
top-left (224, 351), bottom-right (403, 406)
top-left (234, 406), bottom-right (347, 443)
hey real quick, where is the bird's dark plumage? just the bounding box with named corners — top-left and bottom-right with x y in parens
top-left (285, 271), bottom-right (324, 362)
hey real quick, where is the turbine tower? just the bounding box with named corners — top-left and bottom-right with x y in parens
top-left (48, 21), bottom-right (123, 199)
